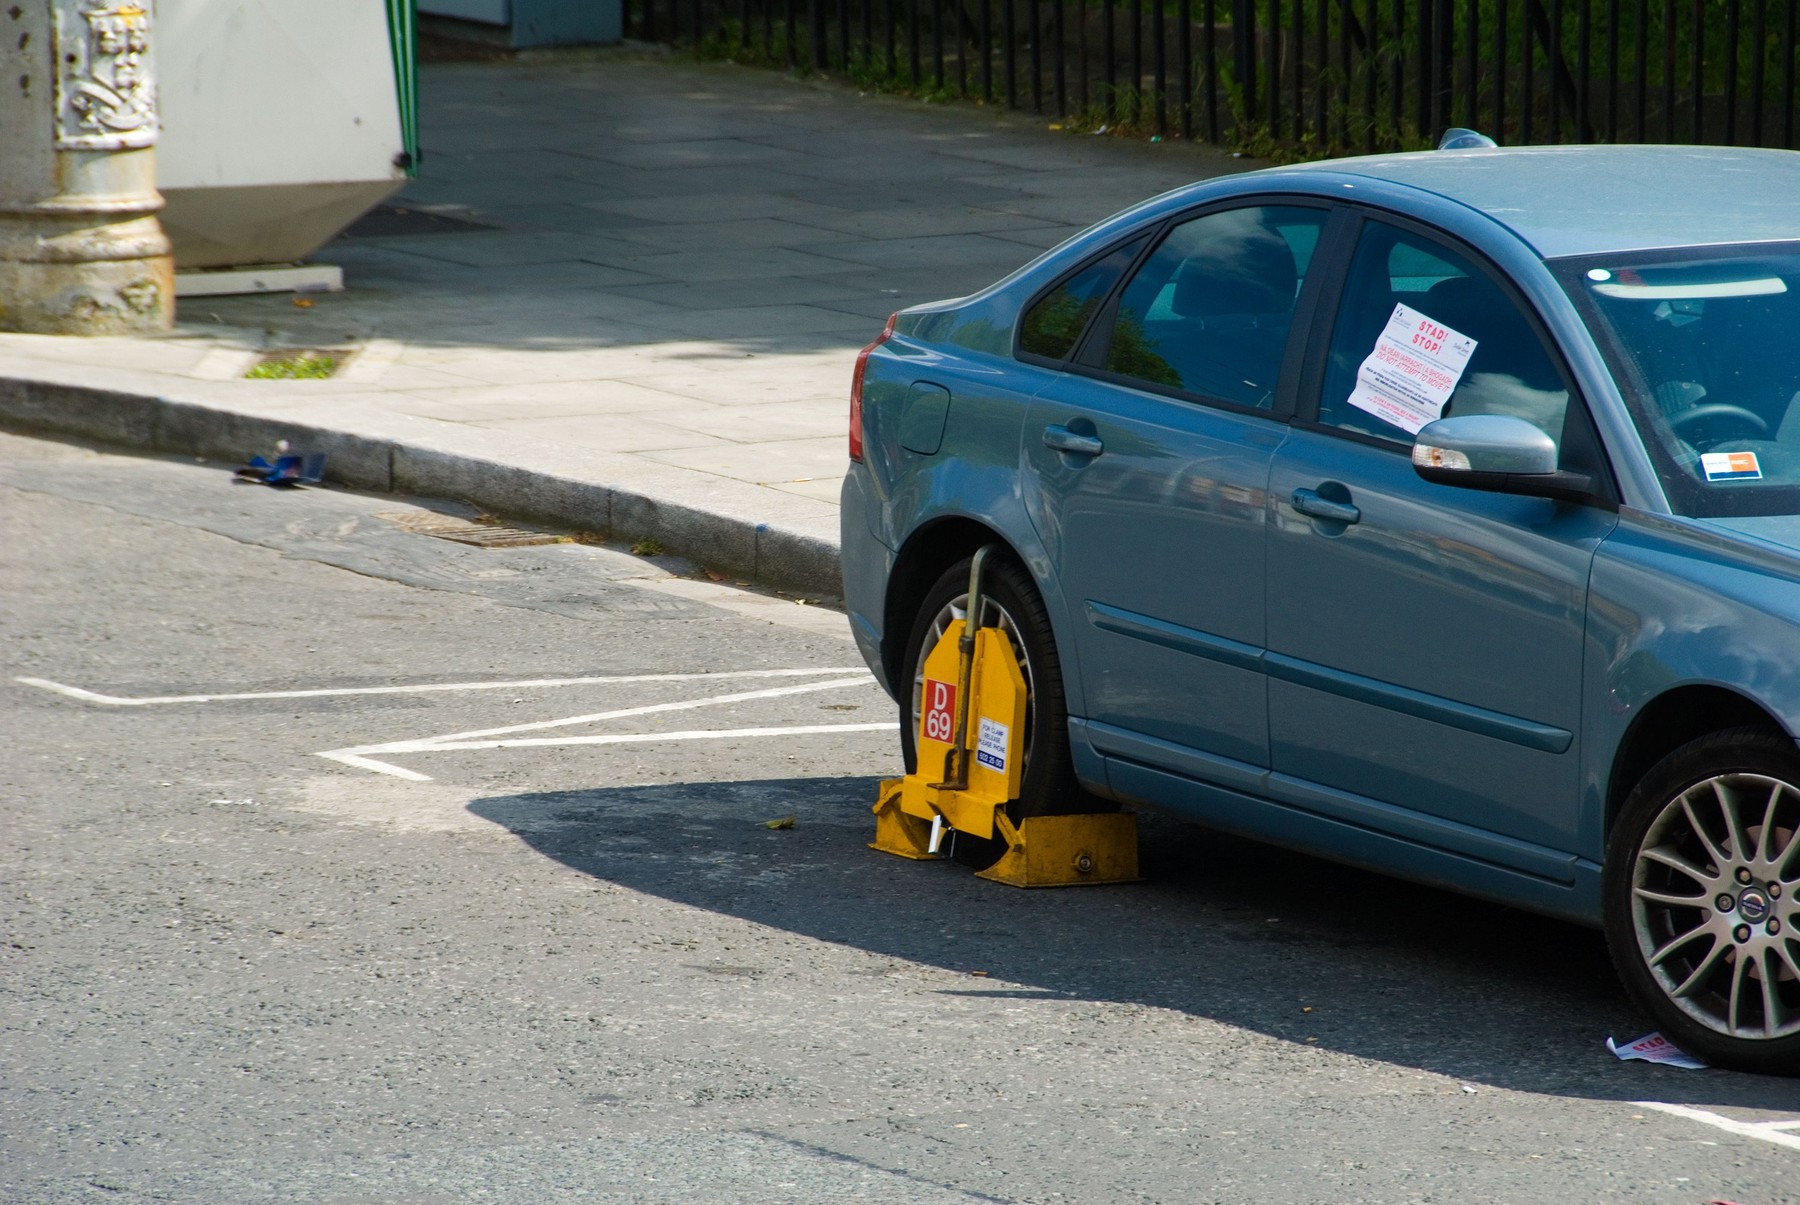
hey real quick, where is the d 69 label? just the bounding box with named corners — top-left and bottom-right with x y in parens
top-left (922, 679), bottom-right (957, 744)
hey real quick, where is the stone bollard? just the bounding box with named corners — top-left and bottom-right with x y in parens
top-left (0, 1), bottom-right (173, 335)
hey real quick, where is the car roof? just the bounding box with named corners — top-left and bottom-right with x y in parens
top-left (1258, 144), bottom-right (1800, 260)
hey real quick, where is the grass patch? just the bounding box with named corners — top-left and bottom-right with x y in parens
top-left (246, 352), bottom-right (338, 380)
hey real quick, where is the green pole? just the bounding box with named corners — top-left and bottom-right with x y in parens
top-left (386, 0), bottom-right (421, 174)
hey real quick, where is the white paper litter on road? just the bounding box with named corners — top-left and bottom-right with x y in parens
top-left (1607, 1032), bottom-right (1708, 1069)
top-left (1346, 303), bottom-right (1478, 435)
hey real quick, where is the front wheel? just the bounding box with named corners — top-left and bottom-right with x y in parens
top-left (897, 555), bottom-right (1104, 865)
top-left (1604, 727), bottom-right (1800, 1074)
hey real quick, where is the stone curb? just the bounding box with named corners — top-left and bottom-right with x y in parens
top-left (0, 375), bottom-right (844, 598)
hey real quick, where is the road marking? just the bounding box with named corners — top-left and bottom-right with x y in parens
top-left (319, 675), bottom-right (893, 780)
top-left (375, 722), bottom-right (900, 753)
top-left (342, 677), bottom-right (878, 747)
top-left (1636, 1101), bottom-right (1800, 1151)
top-left (318, 752), bottom-right (440, 782)
top-left (323, 722), bottom-right (901, 779)
top-left (20, 668), bottom-right (894, 783)
top-left (15, 667), bottom-right (869, 707)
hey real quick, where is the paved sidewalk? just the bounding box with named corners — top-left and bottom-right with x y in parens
top-left (0, 49), bottom-right (1251, 594)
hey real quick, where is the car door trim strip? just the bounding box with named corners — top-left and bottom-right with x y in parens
top-left (1086, 600), bottom-right (1264, 673)
top-left (1085, 599), bottom-right (1572, 753)
top-left (1263, 655), bottom-right (1574, 754)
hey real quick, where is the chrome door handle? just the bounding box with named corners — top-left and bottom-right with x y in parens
top-left (1042, 425), bottom-right (1104, 457)
top-left (1290, 487), bottom-right (1361, 524)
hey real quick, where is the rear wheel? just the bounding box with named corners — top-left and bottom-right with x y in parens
top-left (897, 555), bottom-right (1101, 866)
top-left (1604, 727), bottom-right (1800, 1075)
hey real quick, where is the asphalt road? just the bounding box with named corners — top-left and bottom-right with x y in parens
top-left (3, 430), bottom-right (1798, 1204)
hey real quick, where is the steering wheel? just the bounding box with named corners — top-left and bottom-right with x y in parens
top-left (1669, 403), bottom-right (1769, 446)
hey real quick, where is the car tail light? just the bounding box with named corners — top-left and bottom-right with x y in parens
top-left (849, 313), bottom-right (897, 463)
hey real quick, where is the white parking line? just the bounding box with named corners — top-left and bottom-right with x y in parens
top-left (21, 667), bottom-right (897, 784)
top-left (325, 723), bottom-right (901, 780)
top-left (1636, 1101), bottom-right (1800, 1151)
top-left (15, 667), bottom-right (870, 707)
top-left (318, 675), bottom-right (894, 780)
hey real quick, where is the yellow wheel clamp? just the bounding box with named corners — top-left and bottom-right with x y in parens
top-left (871, 546), bottom-right (1139, 887)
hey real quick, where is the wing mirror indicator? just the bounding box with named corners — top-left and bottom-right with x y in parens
top-left (1412, 414), bottom-right (1599, 505)
top-left (1411, 443), bottom-right (1472, 472)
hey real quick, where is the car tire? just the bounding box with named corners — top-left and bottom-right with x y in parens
top-left (898, 554), bottom-right (1106, 867)
top-left (1603, 726), bottom-right (1800, 1075)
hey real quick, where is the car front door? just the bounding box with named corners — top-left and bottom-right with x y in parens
top-left (1264, 214), bottom-right (1619, 873)
top-left (1021, 202), bottom-right (1330, 779)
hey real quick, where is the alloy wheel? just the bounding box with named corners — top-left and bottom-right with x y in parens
top-left (1631, 772), bottom-right (1800, 1040)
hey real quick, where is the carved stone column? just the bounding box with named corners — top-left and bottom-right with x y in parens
top-left (0, 2), bottom-right (172, 334)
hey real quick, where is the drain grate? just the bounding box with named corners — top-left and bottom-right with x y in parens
top-left (377, 510), bottom-right (571, 548)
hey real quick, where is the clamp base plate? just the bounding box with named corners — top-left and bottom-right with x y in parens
top-left (977, 811), bottom-right (1140, 888)
top-left (871, 778), bottom-right (1139, 887)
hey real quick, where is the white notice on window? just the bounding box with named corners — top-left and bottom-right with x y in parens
top-left (1346, 304), bottom-right (1478, 435)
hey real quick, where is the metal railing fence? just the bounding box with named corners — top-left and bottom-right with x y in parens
top-left (627, 0), bottom-right (1799, 153)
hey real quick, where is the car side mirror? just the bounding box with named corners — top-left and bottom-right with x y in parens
top-left (1412, 414), bottom-right (1598, 504)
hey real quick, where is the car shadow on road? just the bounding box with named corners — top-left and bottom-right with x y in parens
top-left (469, 774), bottom-right (1800, 1111)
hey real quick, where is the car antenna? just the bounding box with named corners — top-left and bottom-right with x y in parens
top-left (1437, 128), bottom-right (1499, 150)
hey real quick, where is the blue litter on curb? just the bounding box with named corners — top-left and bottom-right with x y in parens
top-left (234, 450), bottom-right (326, 487)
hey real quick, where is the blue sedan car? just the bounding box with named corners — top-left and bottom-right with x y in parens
top-left (840, 143), bottom-right (1800, 1074)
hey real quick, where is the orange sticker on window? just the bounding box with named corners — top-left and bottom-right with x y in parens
top-left (1700, 451), bottom-right (1762, 482)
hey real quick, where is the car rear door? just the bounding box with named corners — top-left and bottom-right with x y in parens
top-left (1263, 212), bottom-right (1618, 873)
top-left (1020, 202), bottom-right (1331, 781)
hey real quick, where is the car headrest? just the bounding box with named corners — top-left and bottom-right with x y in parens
top-left (1419, 276), bottom-right (1494, 335)
top-left (1420, 275), bottom-right (1558, 391)
top-left (1171, 221), bottom-right (1298, 320)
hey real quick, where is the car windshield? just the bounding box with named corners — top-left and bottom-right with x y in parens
top-left (1560, 243), bottom-right (1800, 517)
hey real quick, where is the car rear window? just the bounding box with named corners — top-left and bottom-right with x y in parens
top-left (1100, 205), bottom-right (1327, 408)
top-left (1018, 235), bottom-right (1147, 361)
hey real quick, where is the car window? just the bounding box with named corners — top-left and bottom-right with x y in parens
top-left (1018, 235), bottom-right (1147, 361)
top-left (1318, 221), bottom-right (1571, 448)
top-left (1101, 205), bottom-right (1326, 408)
